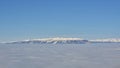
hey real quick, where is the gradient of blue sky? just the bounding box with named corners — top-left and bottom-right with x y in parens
top-left (0, 0), bottom-right (120, 42)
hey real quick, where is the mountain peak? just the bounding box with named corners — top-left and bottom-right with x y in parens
top-left (32, 37), bottom-right (84, 41)
top-left (1, 38), bottom-right (120, 44)
top-left (4, 37), bottom-right (88, 44)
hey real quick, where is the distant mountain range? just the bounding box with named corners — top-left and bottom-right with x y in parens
top-left (1, 38), bottom-right (120, 44)
top-left (90, 38), bottom-right (120, 43)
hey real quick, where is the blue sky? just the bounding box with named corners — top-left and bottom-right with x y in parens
top-left (0, 0), bottom-right (120, 42)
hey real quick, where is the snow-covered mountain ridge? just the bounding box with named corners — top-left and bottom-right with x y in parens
top-left (4, 38), bottom-right (88, 44)
top-left (90, 38), bottom-right (120, 43)
top-left (1, 38), bottom-right (120, 44)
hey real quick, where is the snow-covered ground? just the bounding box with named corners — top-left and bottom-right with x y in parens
top-left (0, 43), bottom-right (120, 68)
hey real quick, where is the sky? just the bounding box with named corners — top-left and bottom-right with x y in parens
top-left (0, 0), bottom-right (120, 42)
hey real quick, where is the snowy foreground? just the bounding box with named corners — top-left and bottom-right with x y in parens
top-left (0, 43), bottom-right (120, 68)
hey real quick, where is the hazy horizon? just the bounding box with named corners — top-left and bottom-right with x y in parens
top-left (0, 0), bottom-right (120, 42)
